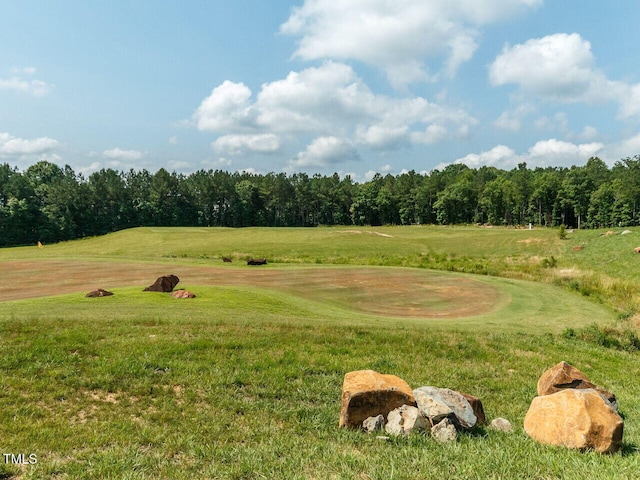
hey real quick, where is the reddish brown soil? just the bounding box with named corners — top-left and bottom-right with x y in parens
top-left (0, 260), bottom-right (501, 318)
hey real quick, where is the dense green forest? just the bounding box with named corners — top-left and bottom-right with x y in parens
top-left (2, 155), bottom-right (640, 247)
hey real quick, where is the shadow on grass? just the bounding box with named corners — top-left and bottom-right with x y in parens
top-left (620, 442), bottom-right (640, 456)
top-left (466, 425), bottom-right (488, 438)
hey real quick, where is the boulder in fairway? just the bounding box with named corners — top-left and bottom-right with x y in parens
top-left (171, 289), bottom-right (196, 299)
top-left (85, 288), bottom-right (114, 298)
top-left (144, 275), bottom-right (180, 292)
top-left (339, 370), bottom-right (415, 429)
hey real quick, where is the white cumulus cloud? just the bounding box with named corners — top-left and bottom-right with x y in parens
top-left (490, 33), bottom-right (596, 99)
top-left (494, 104), bottom-right (536, 132)
top-left (213, 134), bottom-right (281, 156)
top-left (281, 0), bottom-right (542, 86)
top-left (0, 132), bottom-right (59, 156)
top-left (192, 62), bottom-right (476, 169)
top-left (194, 80), bottom-right (255, 132)
top-left (0, 67), bottom-right (53, 97)
top-left (455, 144), bottom-right (518, 169)
top-left (454, 139), bottom-right (603, 169)
top-left (102, 148), bottom-right (145, 161)
top-left (527, 139), bottom-right (603, 166)
top-left (489, 33), bottom-right (640, 118)
top-left (288, 136), bottom-right (360, 169)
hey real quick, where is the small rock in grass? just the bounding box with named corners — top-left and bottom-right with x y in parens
top-left (431, 418), bottom-right (457, 443)
top-left (362, 415), bottom-right (385, 433)
top-left (488, 418), bottom-right (513, 433)
top-left (385, 405), bottom-right (429, 436)
top-left (85, 288), bottom-right (113, 297)
top-left (172, 289), bottom-right (196, 299)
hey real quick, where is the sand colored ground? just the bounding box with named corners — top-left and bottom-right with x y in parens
top-left (0, 260), bottom-right (502, 318)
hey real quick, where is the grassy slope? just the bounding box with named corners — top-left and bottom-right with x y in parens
top-left (1, 289), bottom-right (638, 479)
top-left (1, 226), bottom-right (639, 479)
top-left (0, 225), bottom-right (559, 264)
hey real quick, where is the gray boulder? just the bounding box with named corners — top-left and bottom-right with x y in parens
top-left (413, 386), bottom-right (477, 429)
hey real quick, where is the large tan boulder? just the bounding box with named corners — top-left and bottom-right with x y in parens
top-left (524, 389), bottom-right (623, 454)
top-left (339, 370), bottom-right (415, 429)
top-left (537, 361), bottom-right (617, 409)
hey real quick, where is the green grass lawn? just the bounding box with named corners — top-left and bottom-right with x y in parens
top-left (0, 225), bottom-right (560, 266)
top-left (1, 226), bottom-right (639, 479)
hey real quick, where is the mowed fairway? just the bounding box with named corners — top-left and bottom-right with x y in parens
top-left (1, 226), bottom-right (639, 479)
top-left (0, 260), bottom-right (614, 332)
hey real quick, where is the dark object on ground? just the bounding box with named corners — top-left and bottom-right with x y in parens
top-left (247, 258), bottom-right (267, 265)
top-left (144, 275), bottom-right (180, 292)
top-left (222, 257), bottom-right (232, 262)
top-left (86, 288), bottom-right (114, 298)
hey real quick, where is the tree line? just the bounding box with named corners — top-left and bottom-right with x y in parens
top-left (2, 156), bottom-right (640, 247)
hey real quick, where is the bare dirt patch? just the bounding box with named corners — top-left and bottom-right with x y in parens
top-left (0, 260), bottom-right (502, 319)
top-left (333, 230), bottom-right (394, 237)
top-left (517, 238), bottom-right (543, 245)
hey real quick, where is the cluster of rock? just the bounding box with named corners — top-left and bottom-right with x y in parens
top-left (339, 370), bottom-right (508, 443)
top-left (85, 275), bottom-right (196, 299)
top-left (144, 275), bottom-right (196, 298)
top-left (524, 361), bottom-right (623, 454)
top-left (340, 363), bottom-right (622, 454)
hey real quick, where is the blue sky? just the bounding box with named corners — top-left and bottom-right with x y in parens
top-left (2, 1), bottom-right (640, 181)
